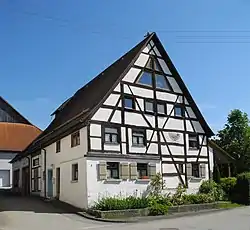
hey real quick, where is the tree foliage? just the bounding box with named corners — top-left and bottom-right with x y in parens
top-left (216, 109), bottom-right (250, 173)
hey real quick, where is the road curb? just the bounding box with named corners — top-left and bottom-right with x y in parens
top-left (76, 207), bottom-right (238, 223)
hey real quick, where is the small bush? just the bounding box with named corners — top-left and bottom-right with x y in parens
top-left (183, 193), bottom-right (215, 204)
top-left (220, 177), bottom-right (236, 199)
top-left (199, 180), bottom-right (224, 201)
top-left (170, 184), bottom-right (187, 206)
top-left (148, 200), bottom-right (168, 216)
top-left (150, 173), bottom-right (165, 196)
top-left (93, 196), bottom-right (149, 211)
top-left (237, 172), bottom-right (250, 180)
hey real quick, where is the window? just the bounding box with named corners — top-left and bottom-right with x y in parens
top-left (155, 74), bottom-right (170, 90)
top-left (33, 168), bottom-right (39, 191)
top-left (178, 164), bottom-right (184, 174)
top-left (124, 96), bottom-right (135, 109)
top-left (189, 134), bottom-right (199, 149)
top-left (71, 131), bottom-right (80, 147)
top-left (104, 127), bottom-right (119, 144)
top-left (192, 163), bottom-right (200, 178)
top-left (33, 158), bottom-right (39, 167)
top-left (145, 100), bottom-right (154, 113)
top-left (132, 130), bottom-right (146, 146)
top-left (137, 71), bottom-right (153, 86)
top-left (72, 164), bottom-right (78, 181)
top-left (157, 102), bottom-right (166, 114)
top-left (174, 105), bottom-right (184, 117)
top-left (107, 162), bottom-right (119, 179)
top-left (137, 163), bottom-right (148, 179)
top-left (56, 140), bottom-right (61, 153)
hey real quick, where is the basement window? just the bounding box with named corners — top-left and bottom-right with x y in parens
top-left (107, 162), bottom-right (119, 179)
top-left (137, 163), bottom-right (148, 179)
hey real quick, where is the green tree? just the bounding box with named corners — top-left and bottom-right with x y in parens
top-left (216, 109), bottom-right (250, 173)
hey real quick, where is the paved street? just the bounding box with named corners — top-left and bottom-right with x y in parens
top-left (0, 193), bottom-right (250, 230)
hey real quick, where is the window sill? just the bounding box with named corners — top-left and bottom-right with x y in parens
top-left (124, 108), bottom-right (136, 112)
top-left (132, 144), bottom-right (146, 148)
top-left (188, 148), bottom-right (199, 151)
top-left (136, 178), bottom-right (150, 182)
top-left (71, 180), bottom-right (78, 183)
top-left (104, 142), bottom-right (120, 146)
top-left (71, 145), bottom-right (80, 148)
top-left (106, 178), bottom-right (122, 182)
top-left (145, 111), bottom-right (155, 116)
top-left (157, 113), bottom-right (167, 117)
top-left (188, 177), bottom-right (205, 182)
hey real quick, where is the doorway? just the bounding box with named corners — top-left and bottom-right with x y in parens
top-left (56, 168), bottom-right (60, 199)
top-left (47, 169), bottom-right (53, 198)
top-left (22, 167), bottom-right (30, 195)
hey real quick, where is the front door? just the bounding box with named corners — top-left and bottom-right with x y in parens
top-left (56, 168), bottom-right (60, 199)
top-left (47, 169), bottom-right (53, 197)
top-left (22, 167), bottom-right (30, 195)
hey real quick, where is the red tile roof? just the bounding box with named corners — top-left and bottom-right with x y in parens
top-left (0, 122), bottom-right (41, 152)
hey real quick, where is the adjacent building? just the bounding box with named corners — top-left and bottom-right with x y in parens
top-left (0, 96), bottom-right (41, 190)
top-left (12, 32), bottom-right (217, 208)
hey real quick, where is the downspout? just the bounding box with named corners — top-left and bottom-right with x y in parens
top-left (42, 148), bottom-right (47, 198)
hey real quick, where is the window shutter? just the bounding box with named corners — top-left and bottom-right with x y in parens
top-left (148, 163), bottom-right (156, 178)
top-left (120, 163), bottom-right (129, 180)
top-left (186, 163), bottom-right (192, 177)
top-left (200, 164), bottom-right (206, 178)
top-left (98, 161), bottom-right (107, 180)
top-left (130, 162), bottom-right (137, 180)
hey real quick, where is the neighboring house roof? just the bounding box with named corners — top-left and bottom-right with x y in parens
top-left (0, 122), bottom-right (41, 152)
top-left (19, 32), bottom-right (214, 158)
top-left (0, 96), bottom-right (32, 125)
top-left (208, 140), bottom-right (235, 164)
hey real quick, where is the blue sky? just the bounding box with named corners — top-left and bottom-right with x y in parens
top-left (1, 0), bottom-right (250, 133)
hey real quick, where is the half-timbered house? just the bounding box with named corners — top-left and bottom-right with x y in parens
top-left (11, 32), bottom-right (215, 208)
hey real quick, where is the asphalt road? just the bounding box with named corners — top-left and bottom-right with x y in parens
top-left (0, 192), bottom-right (250, 230)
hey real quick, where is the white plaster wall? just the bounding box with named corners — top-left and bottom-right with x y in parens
top-left (86, 158), bottom-right (161, 207)
top-left (122, 68), bottom-right (141, 83)
top-left (164, 118), bottom-right (184, 130)
top-left (134, 53), bottom-right (149, 67)
top-left (41, 127), bottom-right (88, 209)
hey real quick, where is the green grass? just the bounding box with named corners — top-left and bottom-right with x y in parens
top-left (217, 202), bottom-right (243, 209)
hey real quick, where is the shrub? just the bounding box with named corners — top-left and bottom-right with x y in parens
top-left (220, 177), bottom-right (236, 199)
top-left (199, 180), bottom-right (224, 201)
top-left (170, 184), bottom-right (187, 205)
top-left (150, 173), bottom-right (165, 196)
top-left (148, 201), bottom-right (168, 216)
top-left (237, 172), bottom-right (250, 180)
top-left (183, 193), bottom-right (215, 204)
top-left (93, 196), bottom-right (149, 211)
top-left (232, 172), bottom-right (250, 205)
